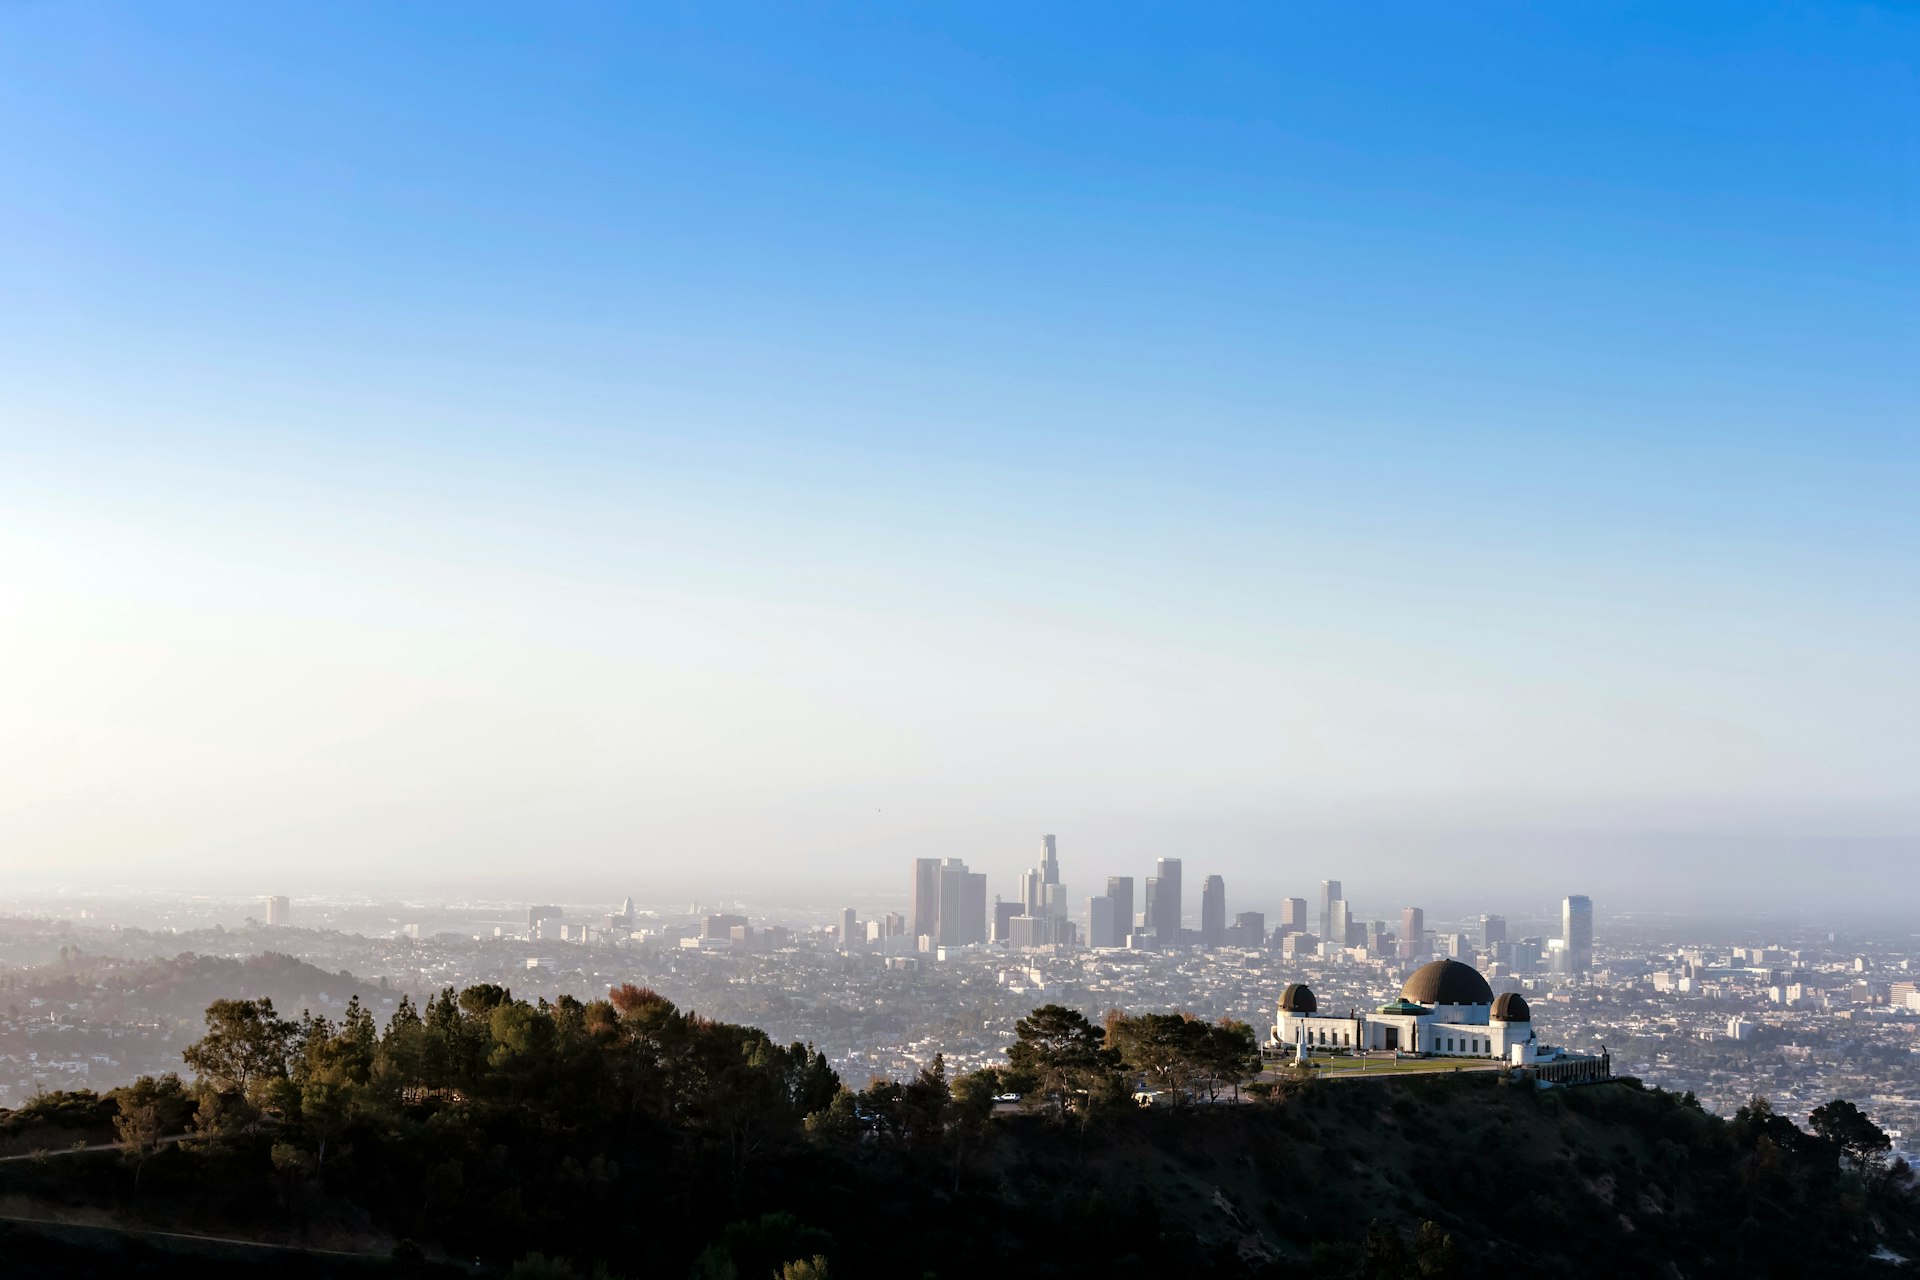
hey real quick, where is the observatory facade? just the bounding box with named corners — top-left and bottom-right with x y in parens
top-left (1271, 958), bottom-right (1604, 1080)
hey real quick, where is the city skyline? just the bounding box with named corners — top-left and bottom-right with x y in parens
top-left (0, 6), bottom-right (1913, 1273)
top-left (897, 833), bottom-right (1602, 972)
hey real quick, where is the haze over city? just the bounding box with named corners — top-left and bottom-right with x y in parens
top-left (3, 4), bottom-right (1916, 915)
top-left (6, 8), bottom-right (1920, 1278)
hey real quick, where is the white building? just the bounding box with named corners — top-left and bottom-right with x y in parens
top-left (1269, 958), bottom-right (1610, 1082)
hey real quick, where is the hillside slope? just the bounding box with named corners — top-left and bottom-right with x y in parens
top-left (0, 988), bottom-right (1912, 1279)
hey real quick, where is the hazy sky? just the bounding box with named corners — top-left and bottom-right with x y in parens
top-left (2, 4), bottom-right (1915, 915)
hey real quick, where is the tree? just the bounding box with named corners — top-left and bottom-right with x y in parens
top-left (1200, 1019), bottom-right (1260, 1102)
top-left (1006, 1005), bottom-right (1113, 1118)
top-left (803, 1087), bottom-right (861, 1143)
top-left (1361, 1220), bottom-right (1409, 1279)
top-left (182, 998), bottom-right (295, 1132)
top-left (781, 1042), bottom-right (841, 1116)
top-left (697, 1212), bottom-right (833, 1280)
top-left (1733, 1094), bottom-right (1810, 1155)
top-left (1808, 1098), bottom-right (1891, 1172)
top-left (1106, 1012), bottom-right (1210, 1105)
top-left (337, 995), bottom-right (379, 1081)
top-left (110, 1073), bottom-right (191, 1189)
top-left (901, 1053), bottom-right (951, 1150)
top-left (183, 998), bottom-right (294, 1094)
top-left (690, 1031), bottom-right (814, 1182)
top-left (376, 995), bottom-right (432, 1096)
top-left (948, 1069), bottom-right (1001, 1188)
top-left (1412, 1220), bottom-right (1462, 1279)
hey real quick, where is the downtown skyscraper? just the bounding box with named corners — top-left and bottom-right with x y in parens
top-left (1151, 857), bottom-right (1182, 943)
top-left (1200, 874), bottom-right (1226, 948)
top-left (912, 857), bottom-right (987, 947)
top-left (1563, 894), bottom-right (1594, 974)
top-left (1022, 834), bottom-right (1068, 919)
top-left (1085, 894), bottom-right (1118, 948)
top-left (1480, 914), bottom-right (1507, 949)
top-left (1107, 876), bottom-right (1135, 944)
top-left (1400, 906), bottom-right (1425, 959)
top-left (911, 858), bottom-right (941, 941)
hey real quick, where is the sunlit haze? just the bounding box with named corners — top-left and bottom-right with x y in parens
top-left (2, 4), bottom-right (1915, 914)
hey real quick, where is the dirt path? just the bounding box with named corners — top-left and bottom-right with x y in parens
top-left (0, 1206), bottom-right (384, 1258)
top-left (0, 1132), bottom-right (191, 1163)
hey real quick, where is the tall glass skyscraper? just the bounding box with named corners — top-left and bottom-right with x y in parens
top-left (1480, 914), bottom-right (1507, 949)
top-left (1400, 906), bottom-right (1424, 959)
top-left (1200, 874), bottom-right (1225, 947)
top-left (1153, 857), bottom-right (1183, 942)
top-left (912, 858), bottom-right (941, 942)
top-left (1107, 876), bottom-right (1135, 943)
top-left (1563, 895), bottom-right (1593, 973)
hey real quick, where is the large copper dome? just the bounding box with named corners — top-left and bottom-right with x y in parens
top-left (1400, 959), bottom-right (1493, 1007)
top-left (1279, 983), bottom-right (1317, 1014)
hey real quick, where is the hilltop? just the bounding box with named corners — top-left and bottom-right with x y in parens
top-left (0, 986), bottom-right (1912, 1278)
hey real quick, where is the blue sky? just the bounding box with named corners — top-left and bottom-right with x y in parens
top-left (1, 4), bottom-right (1915, 913)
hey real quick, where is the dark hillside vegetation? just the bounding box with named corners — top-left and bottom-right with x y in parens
top-left (0, 986), bottom-right (1912, 1278)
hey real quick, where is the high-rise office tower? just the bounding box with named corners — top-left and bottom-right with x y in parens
top-left (1563, 895), bottom-right (1593, 973)
top-left (1280, 897), bottom-right (1308, 934)
top-left (1021, 867), bottom-right (1045, 917)
top-left (1021, 835), bottom-right (1067, 919)
top-left (1142, 878), bottom-right (1160, 940)
top-left (912, 858), bottom-right (941, 941)
top-left (993, 898), bottom-right (1022, 944)
top-left (1154, 858), bottom-right (1183, 942)
top-left (932, 858), bottom-right (988, 946)
top-left (265, 895), bottom-right (291, 926)
top-left (701, 913), bottom-right (748, 941)
top-left (1107, 877), bottom-right (1135, 943)
top-left (1232, 911), bottom-right (1266, 949)
top-left (1400, 906), bottom-right (1425, 959)
top-left (1480, 914), bottom-right (1507, 949)
top-left (1320, 879), bottom-right (1342, 946)
top-left (839, 907), bottom-right (859, 951)
top-left (1086, 895), bottom-right (1116, 948)
top-left (1200, 875), bottom-right (1226, 947)
top-left (936, 860), bottom-right (970, 946)
top-left (964, 869), bottom-right (988, 945)
top-left (1328, 898), bottom-right (1352, 952)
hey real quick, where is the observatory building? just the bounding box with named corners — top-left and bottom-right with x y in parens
top-left (1269, 958), bottom-right (1608, 1082)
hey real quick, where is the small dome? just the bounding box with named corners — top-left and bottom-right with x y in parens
top-left (1279, 983), bottom-right (1317, 1014)
top-left (1491, 992), bottom-right (1531, 1022)
top-left (1400, 959), bottom-right (1493, 1007)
